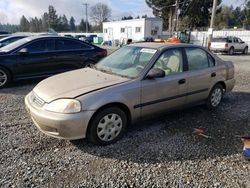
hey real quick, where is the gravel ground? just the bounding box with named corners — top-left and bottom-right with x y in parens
top-left (1, 54), bottom-right (250, 187)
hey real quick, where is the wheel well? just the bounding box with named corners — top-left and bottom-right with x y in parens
top-left (215, 81), bottom-right (226, 91)
top-left (0, 65), bottom-right (13, 80)
top-left (86, 102), bottom-right (132, 135)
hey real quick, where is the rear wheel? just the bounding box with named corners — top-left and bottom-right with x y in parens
top-left (243, 47), bottom-right (248, 54)
top-left (0, 67), bottom-right (11, 89)
top-left (87, 107), bottom-right (127, 145)
top-left (228, 47), bottom-right (234, 55)
top-left (206, 84), bottom-right (223, 109)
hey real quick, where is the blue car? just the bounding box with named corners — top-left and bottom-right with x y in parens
top-left (0, 35), bottom-right (27, 48)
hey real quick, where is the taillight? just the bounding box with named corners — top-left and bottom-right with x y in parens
top-left (225, 43), bottom-right (229, 48)
top-left (100, 49), bottom-right (107, 57)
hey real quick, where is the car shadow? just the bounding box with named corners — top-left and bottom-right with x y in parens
top-left (0, 78), bottom-right (43, 95)
top-left (72, 91), bottom-right (250, 163)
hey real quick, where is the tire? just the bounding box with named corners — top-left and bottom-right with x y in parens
top-left (206, 84), bottom-right (223, 110)
top-left (84, 60), bottom-right (96, 68)
top-left (87, 107), bottom-right (127, 145)
top-left (243, 47), bottom-right (248, 55)
top-left (0, 67), bottom-right (11, 89)
top-left (228, 47), bottom-right (234, 55)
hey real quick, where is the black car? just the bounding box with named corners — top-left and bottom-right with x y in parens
top-left (0, 35), bottom-right (28, 48)
top-left (0, 35), bottom-right (107, 88)
top-left (84, 35), bottom-right (97, 43)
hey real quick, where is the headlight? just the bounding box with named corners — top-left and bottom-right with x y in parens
top-left (44, 99), bottom-right (81, 113)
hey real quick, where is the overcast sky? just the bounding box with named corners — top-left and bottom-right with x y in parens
top-left (0, 0), bottom-right (245, 25)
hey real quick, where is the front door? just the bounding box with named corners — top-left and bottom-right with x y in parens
top-left (140, 48), bottom-right (188, 117)
top-left (14, 39), bottom-right (56, 78)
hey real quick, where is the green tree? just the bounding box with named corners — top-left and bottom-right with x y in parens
top-left (42, 12), bottom-right (49, 31)
top-left (69, 16), bottom-right (76, 32)
top-left (48, 5), bottom-right (58, 30)
top-left (78, 19), bottom-right (86, 32)
top-left (19, 15), bottom-right (30, 32)
top-left (146, 0), bottom-right (222, 30)
top-left (244, 1), bottom-right (250, 29)
top-left (78, 19), bottom-right (91, 32)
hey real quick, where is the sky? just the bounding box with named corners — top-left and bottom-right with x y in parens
top-left (0, 0), bottom-right (246, 25)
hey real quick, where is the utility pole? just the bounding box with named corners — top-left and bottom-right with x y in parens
top-left (174, 0), bottom-right (179, 32)
top-left (207, 0), bottom-right (217, 49)
top-left (82, 3), bottom-right (89, 33)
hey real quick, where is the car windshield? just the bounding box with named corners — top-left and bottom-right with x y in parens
top-left (95, 46), bottom-right (157, 78)
top-left (1, 38), bottom-right (31, 52)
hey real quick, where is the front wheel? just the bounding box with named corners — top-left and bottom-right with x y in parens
top-left (206, 84), bottom-right (223, 109)
top-left (87, 107), bottom-right (127, 145)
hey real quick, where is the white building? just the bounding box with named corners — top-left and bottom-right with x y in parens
top-left (102, 17), bottom-right (163, 43)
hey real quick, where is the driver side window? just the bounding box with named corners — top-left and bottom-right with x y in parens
top-left (153, 49), bottom-right (183, 75)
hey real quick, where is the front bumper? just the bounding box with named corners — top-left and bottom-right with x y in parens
top-left (225, 78), bottom-right (235, 92)
top-left (25, 94), bottom-right (95, 140)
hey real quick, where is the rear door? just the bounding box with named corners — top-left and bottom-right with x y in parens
top-left (184, 47), bottom-right (216, 104)
top-left (14, 39), bottom-right (57, 78)
top-left (140, 48), bottom-right (188, 117)
top-left (54, 38), bottom-right (95, 72)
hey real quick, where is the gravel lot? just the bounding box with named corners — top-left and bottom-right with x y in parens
top-left (1, 53), bottom-right (250, 187)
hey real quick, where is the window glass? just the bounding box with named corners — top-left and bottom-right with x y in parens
top-left (153, 49), bottom-right (183, 75)
top-left (96, 46), bottom-right (156, 78)
top-left (227, 37), bottom-right (233, 43)
top-left (25, 39), bottom-right (54, 53)
top-left (136, 27), bottom-right (141, 33)
top-left (121, 28), bottom-right (125, 33)
top-left (208, 54), bottom-right (215, 67)
top-left (56, 39), bottom-right (89, 50)
top-left (233, 37), bottom-right (238, 43)
top-left (186, 48), bottom-right (209, 71)
top-left (238, 38), bottom-right (243, 43)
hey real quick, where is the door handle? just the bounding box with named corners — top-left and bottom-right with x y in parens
top-left (178, 79), bottom-right (186, 85)
top-left (49, 56), bottom-right (57, 60)
top-left (211, 72), bottom-right (216, 77)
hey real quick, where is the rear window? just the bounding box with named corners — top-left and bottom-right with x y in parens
top-left (212, 38), bottom-right (227, 42)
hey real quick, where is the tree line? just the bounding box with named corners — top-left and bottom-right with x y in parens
top-left (0, 3), bottom-right (111, 33)
top-left (19, 5), bottom-right (90, 32)
top-left (146, 0), bottom-right (250, 30)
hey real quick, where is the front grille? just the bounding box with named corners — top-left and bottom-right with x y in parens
top-left (29, 92), bottom-right (45, 107)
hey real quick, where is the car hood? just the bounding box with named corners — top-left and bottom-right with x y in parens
top-left (33, 68), bottom-right (130, 103)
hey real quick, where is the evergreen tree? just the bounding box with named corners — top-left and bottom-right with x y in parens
top-left (69, 16), bottom-right (76, 32)
top-left (42, 12), bottom-right (49, 31)
top-left (19, 15), bottom-right (30, 32)
top-left (48, 5), bottom-right (58, 30)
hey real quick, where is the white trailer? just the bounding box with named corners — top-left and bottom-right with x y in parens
top-left (102, 17), bottom-right (163, 43)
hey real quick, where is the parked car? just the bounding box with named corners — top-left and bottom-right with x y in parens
top-left (25, 42), bottom-right (235, 145)
top-left (75, 34), bottom-right (86, 40)
top-left (0, 34), bottom-right (10, 39)
top-left (0, 35), bottom-right (107, 88)
top-left (84, 35), bottom-right (97, 43)
top-left (0, 35), bottom-right (28, 48)
top-left (211, 36), bottom-right (248, 55)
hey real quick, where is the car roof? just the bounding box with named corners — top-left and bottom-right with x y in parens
top-left (24, 35), bottom-right (76, 40)
top-left (129, 42), bottom-right (199, 50)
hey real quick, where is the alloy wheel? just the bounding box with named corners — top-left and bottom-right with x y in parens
top-left (211, 88), bottom-right (222, 107)
top-left (0, 69), bottom-right (7, 87)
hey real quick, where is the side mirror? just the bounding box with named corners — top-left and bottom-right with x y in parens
top-left (19, 48), bottom-right (29, 55)
top-left (146, 68), bottom-right (165, 79)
